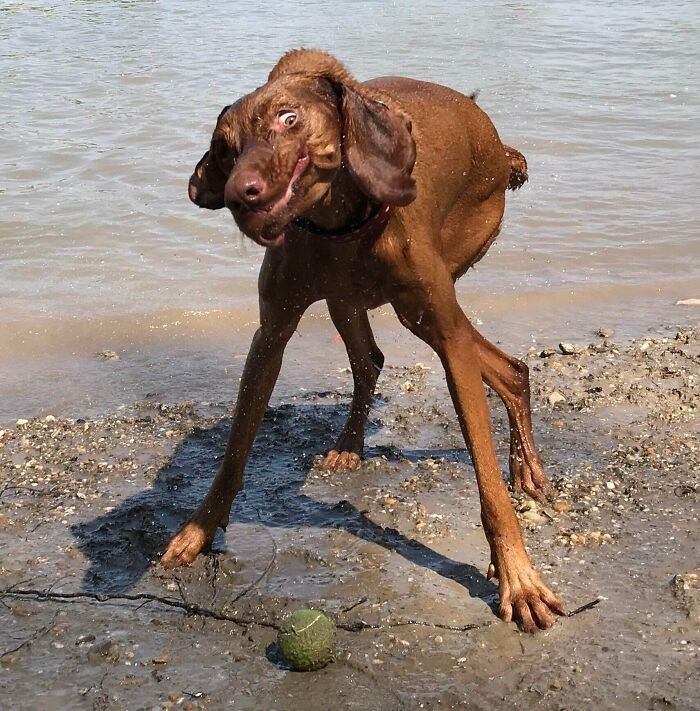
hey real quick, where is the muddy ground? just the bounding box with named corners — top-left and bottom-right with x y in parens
top-left (0, 325), bottom-right (698, 710)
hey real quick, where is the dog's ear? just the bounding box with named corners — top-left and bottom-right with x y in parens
top-left (188, 149), bottom-right (226, 209)
top-left (269, 50), bottom-right (416, 206)
top-left (340, 88), bottom-right (416, 206)
top-left (188, 105), bottom-right (231, 210)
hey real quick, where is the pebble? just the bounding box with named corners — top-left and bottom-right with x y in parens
top-left (676, 298), bottom-right (700, 306)
top-left (548, 391), bottom-right (566, 406)
top-left (539, 348), bottom-right (557, 358)
top-left (97, 350), bottom-right (120, 361)
top-left (522, 510), bottom-right (547, 525)
top-left (88, 640), bottom-right (121, 664)
top-left (559, 342), bottom-right (583, 355)
top-left (519, 500), bottom-right (539, 512)
top-left (596, 327), bottom-right (614, 338)
top-left (75, 634), bottom-right (96, 646)
top-left (671, 573), bottom-right (700, 620)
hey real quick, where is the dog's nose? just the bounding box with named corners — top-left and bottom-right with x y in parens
top-left (226, 170), bottom-right (270, 209)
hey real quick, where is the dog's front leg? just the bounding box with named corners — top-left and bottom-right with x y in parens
top-left (161, 294), bottom-right (307, 568)
top-left (391, 263), bottom-right (564, 632)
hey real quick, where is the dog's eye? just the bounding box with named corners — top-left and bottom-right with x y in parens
top-left (277, 110), bottom-right (297, 128)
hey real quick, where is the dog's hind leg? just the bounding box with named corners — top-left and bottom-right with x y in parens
top-left (473, 330), bottom-right (553, 501)
top-left (391, 264), bottom-right (564, 632)
top-left (321, 300), bottom-right (384, 471)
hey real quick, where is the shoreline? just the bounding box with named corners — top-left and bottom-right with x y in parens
top-left (1, 293), bottom-right (697, 427)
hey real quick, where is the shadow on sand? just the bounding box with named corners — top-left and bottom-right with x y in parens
top-left (70, 396), bottom-right (496, 607)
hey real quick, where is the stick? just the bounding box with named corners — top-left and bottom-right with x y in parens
top-left (0, 587), bottom-right (485, 634)
top-left (567, 597), bottom-right (603, 617)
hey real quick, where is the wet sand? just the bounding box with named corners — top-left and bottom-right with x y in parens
top-left (1, 325), bottom-right (697, 709)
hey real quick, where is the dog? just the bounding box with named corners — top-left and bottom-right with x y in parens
top-left (162, 50), bottom-right (565, 632)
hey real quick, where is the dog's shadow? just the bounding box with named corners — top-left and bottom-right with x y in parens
top-left (70, 396), bottom-right (497, 606)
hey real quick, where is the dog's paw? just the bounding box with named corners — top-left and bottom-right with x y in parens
top-left (161, 506), bottom-right (228, 568)
top-left (321, 449), bottom-right (361, 471)
top-left (161, 522), bottom-right (211, 568)
top-left (509, 447), bottom-right (554, 502)
top-left (489, 555), bottom-right (565, 632)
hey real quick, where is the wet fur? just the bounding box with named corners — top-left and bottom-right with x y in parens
top-left (164, 50), bottom-right (564, 634)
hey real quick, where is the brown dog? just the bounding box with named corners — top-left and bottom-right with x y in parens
top-left (162, 50), bottom-right (565, 632)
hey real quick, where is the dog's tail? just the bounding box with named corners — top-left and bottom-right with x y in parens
top-left (504, 145), bottom-right (528, 190)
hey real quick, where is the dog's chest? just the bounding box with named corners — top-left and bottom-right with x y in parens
top-left (308, 243), bottom-right (396, 308)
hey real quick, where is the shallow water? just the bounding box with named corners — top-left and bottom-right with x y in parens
top-left (1, 0), bottom-right (699, 420)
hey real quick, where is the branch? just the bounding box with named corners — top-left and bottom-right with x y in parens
top-left (0, 588), bottom-right (278, 629)
top-left (1, 587), bottom-right (601, 634)
top-left (0, 588), bottom-right (482, 633)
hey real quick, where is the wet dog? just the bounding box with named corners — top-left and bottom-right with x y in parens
top-left (163, 50), bottom-right (564, 632)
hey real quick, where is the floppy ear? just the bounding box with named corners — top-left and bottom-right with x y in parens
top-left (188, 104), bottom-right (232, 210)
top-left (341, 87), bottom-right (416, 206)
top-left (188, 149), bottom-right (227, 209)
top-left (269, 49), bottom-right (416, 206)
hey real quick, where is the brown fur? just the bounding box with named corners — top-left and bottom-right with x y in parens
top-left (163, 50), bottom-right (565, 633)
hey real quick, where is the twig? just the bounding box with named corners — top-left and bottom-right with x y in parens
top-left (567, 597), bottom-right (603, 617)
top-left (340, 596), bottom-right (369, 614)
top-left (0, 587), bottom-right (485, 634)
top-left (0, 485), bottom-right (63, 499)
top-left (25, 520), bottom-right (46, 541)
top-left (173, 577), bottom-right (188, 607)
top-left (46, 575), bottom-right (73, 594)
top-left (0, 587), bottom-right (279, 630)
top-left (134, 599), bottom-right (154, 613)
top-left (208, 554), bottom-right (221, 604)
top-left (338, 618), bottom-right (484, 632)
top-left (1, 611), bottom-right (58, 658)
top-left (223, 508), bottom-right (278, 607)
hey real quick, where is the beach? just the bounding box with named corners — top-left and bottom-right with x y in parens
top-left (1, 0), bottom-right (699, 708)
top-left (1, 326), bottom-right (698, 708)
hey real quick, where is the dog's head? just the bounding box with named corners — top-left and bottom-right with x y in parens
top-left (188, 50), bottom-right (417, 247)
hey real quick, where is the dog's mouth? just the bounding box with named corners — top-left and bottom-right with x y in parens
top-left (232, 153), bottom-right (310, 248)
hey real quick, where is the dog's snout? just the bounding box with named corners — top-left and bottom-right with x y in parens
top-left (226, 170), bottom-right (270, 209)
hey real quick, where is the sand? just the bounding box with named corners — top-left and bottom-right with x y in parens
top-left (0, 325), bottom-right (698, 709)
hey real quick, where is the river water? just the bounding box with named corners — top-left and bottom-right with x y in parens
top-left (1, 0), bottom-right (698, 421)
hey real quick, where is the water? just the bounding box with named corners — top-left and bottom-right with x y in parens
top-left (1, 0), bottom-right (699, 421)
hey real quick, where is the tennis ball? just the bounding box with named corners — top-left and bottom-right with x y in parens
top-left (277, 609), bottom-right (336, 671)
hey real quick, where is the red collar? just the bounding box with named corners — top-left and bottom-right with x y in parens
top-left (293, 203), bottom-right (395, 244)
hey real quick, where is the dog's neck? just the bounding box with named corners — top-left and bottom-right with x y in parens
top-left (302, 167), bottom-right (373, 232)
